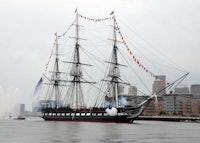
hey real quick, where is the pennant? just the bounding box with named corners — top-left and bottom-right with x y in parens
top-left (78, 15), bottom-right (113, 22)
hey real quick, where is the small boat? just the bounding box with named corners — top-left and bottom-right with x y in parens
top-left (13, 115), bottom-right (26, 120)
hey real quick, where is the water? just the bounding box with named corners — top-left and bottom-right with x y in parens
top-left (0, 118), bottom-right (199, 143)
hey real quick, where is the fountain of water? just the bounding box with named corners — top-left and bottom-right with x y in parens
top-left (0, 85), bottom-right (21, 118)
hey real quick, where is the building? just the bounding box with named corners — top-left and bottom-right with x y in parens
top-left (12, 104), bottom-right (25, 117)
top-left (183, 96), bottom-right (200, 116)
top-left (128, 86), bottom-right (137, 95)
top-left (152, 75), bottom-right (166, 96)
top-left (163, 94), bottom-right (200, 116)
top-left (174, 86), bottom-right (189, 94)
top-left (191, 84), bottom-right (200, 95)
top-left (163, 95), bottom-right (176, 114)
top-left (142, 96), bottom-right (163, 116)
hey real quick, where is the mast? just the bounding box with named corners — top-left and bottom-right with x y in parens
top-left (54, 32), bottom-right (60, 108)
top-left (67, 10), bottom-right (85, 108)
top-left (104, 13), bottom-right (130, 108)
top-left (75, 10), bottom-right (81, 108)
top-left (112, 15), bottom-right (119, 108)
top-left (106, 14), bottom-right (120, 108)
top-left (61, 10), bottom-right (96, 109)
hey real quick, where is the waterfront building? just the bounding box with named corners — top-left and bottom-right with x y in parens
top-left (183, 97), bottom-right (200, 116)
top-left (191, 84), bottom-right (200, 95)
top-left (142, 96), bottom-right (164, 116)
top-left (163, 94), bottom-right (200, 116)
top-left (163, 95), bottom-right (176, 114)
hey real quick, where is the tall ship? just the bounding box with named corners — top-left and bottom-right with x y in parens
top-left (33, 10), bottom-right (188, 123)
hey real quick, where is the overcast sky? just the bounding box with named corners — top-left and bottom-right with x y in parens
top-left (0, 0), bottom-right (200, 113)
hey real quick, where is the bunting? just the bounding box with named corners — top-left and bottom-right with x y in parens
top-left (44, 37), bottom-right (56, 74)
top-left (58, 19), bottom-right (76, 38)
top-left (78, 14), bottom-right (114, 22)
top-left (44, 20), bottom-right (76, 74)
top-left (44, 12), bottom-right (155, 78)
top-left (114, 18), bottom-right (155, 77)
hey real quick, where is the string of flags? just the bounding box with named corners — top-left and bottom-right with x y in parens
top-left (78, 14), bottom-right (114, 22)
top-left (44, 12), bottom-right (155, 78)
top-left (44, 35), bottom-right (57, 75)
top-left (113, 17), bottom-right (155, 78)
top-left (58, 19), bottom-right (76, 38)
top-left (44, 19), bottom-right (76, 74)
top-left (77, 11), bottom-right (155, 77)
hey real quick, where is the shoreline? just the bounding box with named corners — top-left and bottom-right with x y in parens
top-left (136, 116), bottom-right (200, 122)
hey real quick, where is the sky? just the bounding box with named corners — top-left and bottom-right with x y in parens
top-left (0, 0), bottom-right (200, 114)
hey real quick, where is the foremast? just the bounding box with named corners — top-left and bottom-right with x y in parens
top-left (47, 32), bottom-right (61, 109)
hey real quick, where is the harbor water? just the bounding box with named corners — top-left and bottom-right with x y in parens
top-left (0, 118), bottom-right (199, 143)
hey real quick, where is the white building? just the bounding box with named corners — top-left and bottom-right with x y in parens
top-left (12, 104), bottom-right (25, 117)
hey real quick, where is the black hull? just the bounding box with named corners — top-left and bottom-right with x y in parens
top-left (40, 106), bottom-right (146, 123)
top-left (42, 114), bottom-right (134, 123)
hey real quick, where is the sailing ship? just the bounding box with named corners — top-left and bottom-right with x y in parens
top-left (34, 11), bottom-right (188, 123)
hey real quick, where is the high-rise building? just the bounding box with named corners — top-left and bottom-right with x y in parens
top-left (12, 104), bottom-right (25, 117)
top-left (191, 84), bottom-right (200, 95)
top-left (128, 86), bottom-right (137, 95)
top-left (152, 75), bottom-right (166, 96)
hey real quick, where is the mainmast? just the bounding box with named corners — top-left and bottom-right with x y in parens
top-left (67, 10), bottom-right (85, 108)
top-left (74, 10), bottom-right (83, 108)
top-left (107, 14), bottom-right (120, 108)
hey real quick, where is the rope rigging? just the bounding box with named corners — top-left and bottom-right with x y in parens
top-left (35, 11), bottom-right (189, 106)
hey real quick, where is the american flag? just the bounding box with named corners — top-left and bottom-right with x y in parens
top-left (33, 77), bottom-right (43, 95)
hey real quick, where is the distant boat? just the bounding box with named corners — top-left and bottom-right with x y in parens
top-left (13, 115), bottom-right (26, 120)
top-left (34, 10), bottom-right (188, 123)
